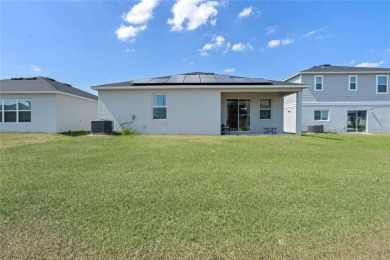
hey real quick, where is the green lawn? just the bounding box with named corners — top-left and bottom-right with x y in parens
top-left (1, 133), bottom-right (389, 259)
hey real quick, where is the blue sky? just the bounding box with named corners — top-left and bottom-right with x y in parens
top-left (1, 0), bottom-right (390, 94)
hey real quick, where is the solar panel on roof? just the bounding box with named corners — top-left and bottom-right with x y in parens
top-left (249, 78), bottom-right (271, 83)
top-left (214, 74), bottom-right (229, 78)
top-left (149, 77), bottom-right (169, 84)
top-left (184, 75), bottom-right (201, 83)
top-left (200, 75), bottom-right (218, 83)
top-left (215, 75), bottom-right (235, 83)
top-left (166, 75), bottom-right (185, 83)
top-left (185, 75), bottom-right (200, 79)
top-left (232, 77), bottom-right (252, 83)
top-left (132, 78), bottom-right (151, 84)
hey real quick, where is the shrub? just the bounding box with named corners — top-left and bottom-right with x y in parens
top-left (121, 128), bottom-right (136, 135)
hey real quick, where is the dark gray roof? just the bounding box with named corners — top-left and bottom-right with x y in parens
top-left (0, 77), bottom-right (98, 101)
top-left (301, 64), bottom-right (390, 73)
top-left (93, 72), bottom-right (300, 88)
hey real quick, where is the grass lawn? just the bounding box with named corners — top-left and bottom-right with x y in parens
top-left (1, 133), bottom-right (389, 259)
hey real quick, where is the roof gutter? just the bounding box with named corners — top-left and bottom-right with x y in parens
top-left (284, 70), bottom-right (390, 82)
top-left (91, 84), bottom-right (307, 91)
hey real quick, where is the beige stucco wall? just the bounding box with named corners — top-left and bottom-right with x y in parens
top-left (0, 93), bottom-right (97, 133)
top-left (97, 87), bottom-right (303, 135)
top-left (56, 94), bottom-right (98, 132)
top-left (0, 93), bottom-right (57, 133)
top-left (98, 89), bottom-right (221, 134)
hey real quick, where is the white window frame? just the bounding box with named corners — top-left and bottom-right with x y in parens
top-left (3, 99), bottom-right (17, 123)
top-left (348, 75), bottom-right (357, 91)
top-left (152, 94), bottom-right (167, 120)
top-left (376, 75), bottom-right (388, 94)
top-left (314, 76), bottom-right (323, 91)
top-left (314, 110), bottom-right (329, 121)
top-left (1, 99), bottom-right (32, 123)
top-left (259, 98), bottom-right (272, 120)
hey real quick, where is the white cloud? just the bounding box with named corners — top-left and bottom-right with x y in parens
top-left (31, 65), bottom-right (41, 72)
top-left (238, 7), bottom-right (252, 19)
top-left (123, 0), bottom-right (160, 24)
top-left (224, 68), bottom-right (236, 73)
top-left (238, 6), bottom-right (261, 19)
top-left (116, 25), bottom-right (147, 41)
top-left (302, 26), bottom-right (329, 39)
top-left (125, 48), bottom-right (135, 52)
top-left (168, 0), bottom-right (219, 31)
top-left (232, 42), bottom-right (252, 52)
top-left (116, 0), bottom-right (159, 41)
top-left (267, 38), bottom-right (294, 48)
top-left (356, 60), bottom-right (384, 68)
top-left (267, 26), bottom-right (277, 35)
top-left (199, 35), bottom-right (228, 56)
top-left (386, 48), bottom-right (390, 53)
top-left (302, 30), bottom-right (316, 38)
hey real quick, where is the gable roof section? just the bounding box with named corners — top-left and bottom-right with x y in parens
top-left (284, 64), bottom-right (390, 81)
top-left (92, 72), bottom-right (303, 90)
top-left (0, 77), bottom-right (98, 101)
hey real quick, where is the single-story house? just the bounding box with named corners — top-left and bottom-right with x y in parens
top-left (0, 77), bottom-right (98, 133)
top-left (92, 72), bottom-right (307, 135)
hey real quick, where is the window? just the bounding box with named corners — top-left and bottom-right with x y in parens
top-left (259, 99), bottom-right (271, 120)
top-left (314, 76), bottom-right (323, 91)
top-left (1, 99), bottom-right (31, 123)
top-left (314, 110), bottom-right (329, 121)
top-left (349, 75), bottom-right (357, 91)
top-left (18, 99), bottom-right (32, 122)
top-left (4, 99), bottom-right (17, 122)
top-left (153, 94), bottom-right (167, 119)
top-left (377, 75), bottom-right (388, 94)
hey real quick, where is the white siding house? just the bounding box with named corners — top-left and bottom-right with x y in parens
top-left (283, 65), bottom-right (390, 133)
top-left (0, 77), bottom-right (98, 133)
top-left (92, 72), bottom-right (307, 135)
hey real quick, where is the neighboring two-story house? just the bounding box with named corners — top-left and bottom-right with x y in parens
top-left (283, 65), bottom-right (390, 133)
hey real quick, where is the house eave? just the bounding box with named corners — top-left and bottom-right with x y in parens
top-left (92, 84), bottom-right (307, 91)
top-left (284, 70), bottom-right (390, 81)
top-left (0, 91), bottom-right (98, 102)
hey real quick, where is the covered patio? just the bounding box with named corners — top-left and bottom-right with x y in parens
top-left (220, 86), bottom-right (306, 135)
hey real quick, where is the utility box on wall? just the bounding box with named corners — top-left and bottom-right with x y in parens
top-left (91, 120), bottom-right (113, 134)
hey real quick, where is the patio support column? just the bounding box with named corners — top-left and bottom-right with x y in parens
top-left (295, 90), bottom-right (303, 135)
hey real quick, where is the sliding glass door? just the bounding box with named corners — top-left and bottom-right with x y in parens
top-left (347, 110), bottom-right (366, 132)
top-left (226, 99), bottom-right (250, 131)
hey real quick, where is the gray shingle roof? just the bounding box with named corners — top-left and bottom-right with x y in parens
top-left (0, 77), bottom-right (97, 101)
top-left (92, 72), bottom-right (300, 88)
top-left (301, 64), bottom-right (390, 73)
